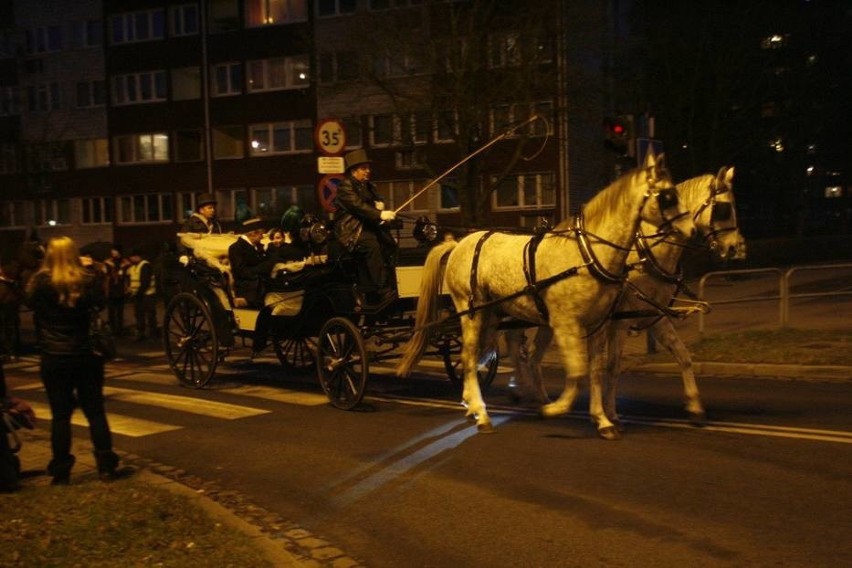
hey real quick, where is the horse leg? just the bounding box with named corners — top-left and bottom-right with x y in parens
top-left (541, 322), bottom-right (619, 440)
top-left (504, 328), bottom-right (530, 402)
top-left (526, 326), bottom-right (552, 404)
top-left (649, 318), bottom-right (706, 425)
top-left (586, 325), bottom-right (621, 441)
top-left (459, 312), bottom-right (494, 433)
top-left (601, 325), bottom-right (628, 431)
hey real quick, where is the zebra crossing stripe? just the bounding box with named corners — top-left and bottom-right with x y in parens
top-left (103, 386), bottom-right (270, 419)
top-left (26, 401), bottom-right (181, 438)
top-left (231, 385), bottom-right (329, 406)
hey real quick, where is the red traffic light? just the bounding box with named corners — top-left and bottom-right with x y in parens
top-left (611, 122), bottom-right (626, 136)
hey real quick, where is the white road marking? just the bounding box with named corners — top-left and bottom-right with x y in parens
top-left (26, 401), bottom-right (181, 437)
top-left (103, 386), bottom-right (269, 419)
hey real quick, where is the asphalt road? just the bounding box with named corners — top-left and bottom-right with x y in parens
top-left (6, 345), bottom-right (851, 567)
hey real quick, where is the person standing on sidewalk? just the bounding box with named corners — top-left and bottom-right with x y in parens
top-left (24, 236), bottom-right (132, 484)
top-left (1, 357), bottom-right (36, 492)
top-left (126, 249), bottom-right (158, 342)
top-left (103, 247), bottom-right (129, 336)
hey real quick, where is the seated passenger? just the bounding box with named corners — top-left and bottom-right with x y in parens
top-left (228, 218), bottom-right (274, 308)
top-left (181, 193), bottom-right (222, 234)
top-left (333, 149), bottom-right (398, 307)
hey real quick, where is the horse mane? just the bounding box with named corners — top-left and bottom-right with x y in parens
top-left (553, 168), bottom-right (641, 231)
top-left (676, 174), bottom-right (713, 207)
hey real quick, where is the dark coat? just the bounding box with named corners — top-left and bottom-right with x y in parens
top-left (25, 271), bottom-right (104, 356)
top-left (180, 213), bottom-right (222, 234)
top-left (228, 237), bottom-right (274, 305)
top-left (333, 176), bottom-right (392, 250)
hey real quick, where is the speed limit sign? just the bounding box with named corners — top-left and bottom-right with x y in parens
top-left (315, 118), bottom-right (346, 156)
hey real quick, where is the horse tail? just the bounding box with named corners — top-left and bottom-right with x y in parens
top-left (396, 238), bottom-right (458, 377)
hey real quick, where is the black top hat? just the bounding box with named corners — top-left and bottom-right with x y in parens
top-left (240, 217), bottom-right (265, 233)
top-left (196, 193), bottom-right (217, 209)
top-left (344, 149), bottom-right (371, 171)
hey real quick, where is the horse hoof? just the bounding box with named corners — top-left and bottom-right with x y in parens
top-left (477, 421), bottom-right (495, 434)
top-left (540, 404), bottom-right (560, 419)
top-left (689, 411), bottom-right (707, 427)
top-left (613, 420), bottom-right (626, 433)
top-left (598, 426), bottom-right (622, 441)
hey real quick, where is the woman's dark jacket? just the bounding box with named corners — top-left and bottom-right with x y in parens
top-left (26, 271), bottom-right (104, 356)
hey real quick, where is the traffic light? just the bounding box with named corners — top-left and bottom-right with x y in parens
top-left (604, 115), bottom-right (634, 156)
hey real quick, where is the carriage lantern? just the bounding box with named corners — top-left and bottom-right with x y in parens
top-left (413, 216), bottom-right (439, 243)
top-left (299, 214), bottom-right (329, 249)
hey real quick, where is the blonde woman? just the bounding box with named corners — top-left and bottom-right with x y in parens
top-left (25, 236), bottom-right (131, 484)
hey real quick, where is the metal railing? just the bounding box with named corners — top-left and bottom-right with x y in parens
top-left (697, 263), bottom-right (852, 336)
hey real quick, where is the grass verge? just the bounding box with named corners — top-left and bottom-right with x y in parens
top-left (0, 476), bottom-right (274, 567)
top-left (643, 327), bottom-right (852, 366)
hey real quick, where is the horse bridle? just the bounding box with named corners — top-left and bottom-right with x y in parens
top-left (691, 174), bottom-right (739, 246)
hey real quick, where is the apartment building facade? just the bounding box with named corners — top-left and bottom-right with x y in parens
top-left (0, 0), bottom-right (610, 253)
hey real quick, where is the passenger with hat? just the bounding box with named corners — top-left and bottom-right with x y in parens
top-left (227, 217), bottom-right (275, 308)
top-left (333, 149), bottom-right (398, 306)
top-left (181, 192), bottom-right (222, 234)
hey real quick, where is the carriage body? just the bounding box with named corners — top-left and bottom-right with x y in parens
top-left (162, 234), bottom-right (497, 408)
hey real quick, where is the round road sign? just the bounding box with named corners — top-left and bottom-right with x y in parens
top-left (317, 174), bottom-right (344, 212)
top-left (315, 118), bottom-right (346, 156)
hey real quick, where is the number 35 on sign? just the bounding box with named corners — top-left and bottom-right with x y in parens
top-left (315, 118), bottom-right (346, 156)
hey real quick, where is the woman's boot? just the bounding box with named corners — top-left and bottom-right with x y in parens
top-left (47, 455), bottom-right (75, 485)
top-left (94, 450), bottom-right (134, 482)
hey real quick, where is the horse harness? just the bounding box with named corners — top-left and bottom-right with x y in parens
top-left (462, 172), bottom-right (682, 325)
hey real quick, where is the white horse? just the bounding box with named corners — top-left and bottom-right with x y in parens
top-left (397, 152), bottom-right (695, 439)
top-left (510, 167), bottom-right (746, 435)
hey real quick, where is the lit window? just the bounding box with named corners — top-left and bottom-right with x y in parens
top-left (114, 133), bottom-right (170, 164)
top-left (245, 0), bottom-right (307, 26)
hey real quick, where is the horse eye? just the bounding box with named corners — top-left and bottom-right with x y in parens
top-left (657, 189), bottom-right (678, 210)
top-left (712, 202), bottom-right (733, 222)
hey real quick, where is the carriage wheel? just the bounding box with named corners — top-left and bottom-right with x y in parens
top-left (164, 292), bottom-right (219, 388)
top-left (317, 317), bottom-right (368, 410)
top-left (273, 336), bottom-right (317, 373)
top-left (441, 338), bottom-right (499, 388)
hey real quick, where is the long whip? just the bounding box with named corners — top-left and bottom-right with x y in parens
top-left (393, 115), bottom-right (540, 213)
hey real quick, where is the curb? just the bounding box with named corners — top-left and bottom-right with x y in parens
top-left (14, 429), bottom-right (359, 568)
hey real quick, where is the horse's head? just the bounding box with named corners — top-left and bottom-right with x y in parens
top-left (690, 166), bottom-right (746, 261)
top-left (637, 152), bottom-right (695, 238)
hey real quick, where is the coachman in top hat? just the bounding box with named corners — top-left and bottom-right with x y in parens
top-left (333, 149), bottom-right (398, 306)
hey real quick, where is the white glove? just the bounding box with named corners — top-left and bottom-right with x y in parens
top-left (380, 210), bottom-right (396, 222)
top-left (375, 201), bottom-right (385, 211)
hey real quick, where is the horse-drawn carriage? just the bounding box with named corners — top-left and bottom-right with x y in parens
top-left (161, 228), bottom-right (499, 410)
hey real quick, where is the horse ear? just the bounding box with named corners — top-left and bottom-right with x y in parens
top-left (643, 147), bottom-right (657, 168)
top-left (725, 166), bottom-right (735, 184)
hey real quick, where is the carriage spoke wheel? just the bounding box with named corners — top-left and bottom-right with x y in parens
top-left (164, 292), bottom-right (218, 388)
top-left (273, 336), bottom-right (317, 373)
top-left (441, 338), bottom-right (499, 389)
top-left (317, 317), bottom-right (368, 410)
